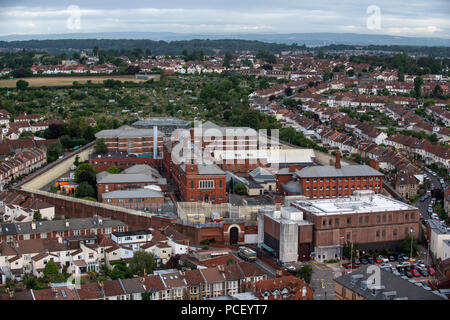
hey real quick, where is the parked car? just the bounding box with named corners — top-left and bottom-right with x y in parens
top-left (388, 255), bottom-right (395, 262)
top-left (360, 258), bottom-right (368, 264)
top-left (345, 263), bottom-right (359, 269)
top-left (419, 269), bottom-right (429, 277)
top-left (352, 258), bottom-right (361, 265)
top-left (406, 271), bottom-right (413, 278)
top-left (428, 267), bottom-right (435, 276)
top-left (411, 269), bottom-right (421, 277)
top-left (367, 257), bottom-right (374, 264)
top-left (374, 256), bottom-right (383, 263)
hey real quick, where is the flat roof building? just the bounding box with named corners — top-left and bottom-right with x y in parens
top-left (334, 265), bottom-right (447, 300)
top-left (291, 190), bottom-right (420, 262)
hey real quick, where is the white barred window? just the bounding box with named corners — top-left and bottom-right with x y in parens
top-left (199, 180), bottom-right (214, 189)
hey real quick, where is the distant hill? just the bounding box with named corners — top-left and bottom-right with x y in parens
top-left (0, 34), bottom-right (449, 57)
top-left (1, 32), bottom-right (449, 47)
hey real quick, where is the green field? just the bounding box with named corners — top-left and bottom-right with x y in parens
top-left (0, 75), bottom-right (159, 88)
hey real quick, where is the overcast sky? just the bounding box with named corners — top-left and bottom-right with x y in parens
top-left (0, 0), bottom-right (449, 38)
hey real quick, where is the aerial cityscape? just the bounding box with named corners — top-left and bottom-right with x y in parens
top-left (0, 0), bottom-right (449, 308)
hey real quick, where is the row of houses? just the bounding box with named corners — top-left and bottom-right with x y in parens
top-left (0, 262), bottom-right (310, 300)
top-left (0, 148), bottom-right (47, 190)
top-left (0, 190), bottom-right (55, 223)
top-left (0, 225), bottom-right (191, 283)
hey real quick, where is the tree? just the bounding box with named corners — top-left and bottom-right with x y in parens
top-left (46, 142), bottom-right (64, 163)
top-left (399, 235), bottom-right (418, 257)
top-left (94, 138), bottom-right (108, 155)
top-left (82, 125), bottom-right (95, 141)
top-left (47, 124), bottom-right (65, 139)
top-left (78, 171), bottom-right (96, 187)
top-left (106, 166), bottom-right (121, 174)
top-left (75, 182), bottom-right (95, 198)
top-left (414, 76), bottom-right (423, 98)
top-left (297, 265), bottom-right (313, 284)
top-left (16, 80), bottom-right (29, 90)
top-left (347, 69), bottom-right (355, 77)
top-left (74, 163), bottom-right (97, 183)
top-left (433, 84), bottom-right (443, 98)
top-left (223, 52), bottom-right (232, 69)
top-left (24, 276), bottom-right (39, 290)
top-left (33, 210), bottom-right (41, 220)
top-left (142, 292), bottom-right (151, 300)
top-left (43, 260), bottom-right (59, 282)
top-left (129, 250), bottom-right (156, 276)
top-left (233, 184), bottom-right (247, 195)
top-left (74, 155), bottom-right (80, 167)
top-left (342, 241), bottom-right (358, 259)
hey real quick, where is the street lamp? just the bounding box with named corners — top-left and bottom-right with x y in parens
top-left (339, 236), bottom-right (345, 268)
top-left (410, 228), bottom-right (414, 261)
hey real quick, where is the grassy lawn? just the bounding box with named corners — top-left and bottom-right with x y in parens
top-left (0, 75), bottom-right (160, 88)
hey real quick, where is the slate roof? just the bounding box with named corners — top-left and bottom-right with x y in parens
top-left (0, 217), bottom-right (126, 236)
top-left (120, 278), bottom-right (146, 294)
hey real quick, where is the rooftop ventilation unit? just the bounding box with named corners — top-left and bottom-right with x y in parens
top-left (360, 280), bottom-right (368, 290)
top-left (350, 274), bottom-right (364, 285)
top-left (382, 291), bottom-right (397, 300)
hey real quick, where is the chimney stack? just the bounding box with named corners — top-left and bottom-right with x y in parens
top-left (335, 152), bottom-right (341, 169)
top-left (153, 126), bottom-right (158, 159)
top-left (65, 219), bottom-right (70, 228)
top-left (31, 221), bottom-right (36, 230)
top-left (370, 159), bottom-right (380, 171)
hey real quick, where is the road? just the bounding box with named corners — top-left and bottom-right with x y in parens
top-left (231, 250), bottom-right (278, 279)
top-left (414, 170), bottom-right (445, 221)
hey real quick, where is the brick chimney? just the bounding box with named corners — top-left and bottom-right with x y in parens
top-left (370, 159), bottom-right (380, 171)
top-left (335, 152), bottom-right (341, 169)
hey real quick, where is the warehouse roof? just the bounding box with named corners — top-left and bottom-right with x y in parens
top-left (95, 125), bottom-right (164, 139)
top-left (97, 173), bottom-right (157, 184)
top-left (102, 188), bottom-right (163, 199)
top-left (132, 117), bottom-right (191, 127)
top-left (295, 165), bottom-right (383, 178)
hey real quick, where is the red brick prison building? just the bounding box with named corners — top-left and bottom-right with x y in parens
top-left (89, 152), bottom-right (162, 172)
top-left (101, 188), bottom-right (164, 212)
top-left (290, 190), bottom-right (420, 262)
top-left (277, 152), bottom-right (383, 199)
top-left (95, 125), bottom-right (164, 158)
top-left (171, 163), bottom-right (227, 204)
